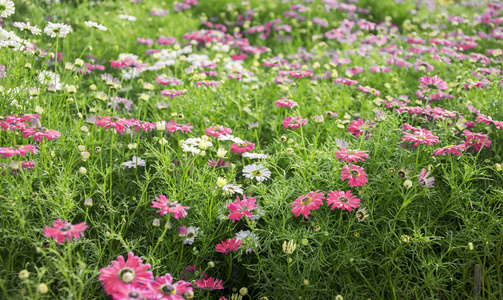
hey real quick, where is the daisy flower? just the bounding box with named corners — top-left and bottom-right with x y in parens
top-left (283, 116), bottom-right (308, 129)
top-left (355, 207), bottom-right (369, 222)
top-left (275, 97), bottom-right (298, 108)
top-left (22, 127), bottom-right (61, 142)
top-left (84, 21), bottom-right (107, 31)
top-left (44, 22), bottom-right (73, 38)
top-left (348, 118), bottom-right (374, 138)
top-left (43, 219), bottom-right (88, 244)
top-left (0, 145), bottom-right (37, 157)
top-left (418, 75), bottom-right (447, 91)
top-left (433, 144), bottom-right (466, 156)
top-left (230, 140), bottom-right (255, 153)
top-left (144, 274), bottom-right (192, 300)
top-left (242, 164), bottom-right (271, 182)
top-left (401, 131), bottom-right (439, 147)
top-left (13, 22), bottom-right (41, 35)
top-left (205, 125), bottom-right (232, 137)
top-left (96, 116), bottom-right (131, 134)
top-left (195, 277), bottom-right (224, 290)
top-left (151, 195), bottom-right (190, 219)
top-left (417, 168), bottom-right (435, 188)
top-left (208, 159), bottom-right (230, 168)
top-left (341, 165), bottom-right (368, 187)
top-left (335, 148), bottom-right (369, 164)
top-left (242, 152), bottom-right (269, 159)
top-left (112, 284), bottom-right (149, 300)
top-left (215, 237), bottom-right (243, 254)
top-left (226, 194), bottom-right (258, 223)
top-left (462, 130), bottom-right (492, 152)
top-left (235, 230), bottom-right (259, 254)
top-left (122, 156), bottom-right (145, 168)
top-left (0, 0), bottom-right (15, 18)
top-left (327, 190), bottom-right (361, 212)
top-left (181, 144), bottom-right (201, 156)
top-left (222, 184), bottom-right (243, 195)
top-left (290, 191), bottom-right (325, 219)
top-left (98, 252), bottom-right (153, 296)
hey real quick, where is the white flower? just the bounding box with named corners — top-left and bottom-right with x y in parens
top-left (13, 22), bottom-right (41, 35)
top-left (242, 164), bottom-right (271, 182)
top-left (183, 227), bottom-right (200, 245)
top-left (0, 0), bottom-right (15, 18)
top-left (181, 144), bottom-right (201, 156)
top-left (222, 184), bottom-right (243, 195)
top-left (38, 70), bottom-right (60, 86)
top-left (122, 156), bottom-right (145, 168)
top-left (84, 21), bottom-right (107, 31)
top-left (235, 230), bottom-right (258, 254)
top-left (242, 152), bottom-right (269, 160)
top-left (44, 22), bottom-right (73, 38)
top-left (118, 14), bottom-right (137, 22)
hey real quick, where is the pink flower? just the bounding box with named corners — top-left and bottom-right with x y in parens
top-left (226, 194), bottom-right (258, 223)
top-left (205, 125), bottom-right (232, 137)
top-left (99, 252), bottom-right (153, 296)
top-left (111, 283), bottom-right (149, 300)
top-left (335, 148), bottom-right (369, 164)
top-left (5, 113), bottom-right (40, 122)
top-left (327, 190), bottom-right (361, 212)
top-left (151, 195), bottom-right (190, 219)
top-left (348, 118), bottom-right (374, 138)
top-left (283, 116), bottom-right (307, 129)
top-left (215, 237), bottom-right (243, 254)
top-left (417, 168), bottom-right (435, 188)
top-left (178, 226), bottom-right (188, 236)
top-left (160, 89), bottom-right (185, 98)
top-left (43, 219), bottom-right (88, 244)
top-left (0, 119), bottom-right (28, 131)
top-left (144, 274), bottom-right (192, 300)
top-left (401, 131), bottom-right (439, 147)
top-left (290, 191), bottom-right (325, 219)
top-left (418, 75), bottom-right (448, 91)
top-left (22, 127), bottom-right (61, 142)
top-left (0, 145), bottom-right (38, 158)
top-left (433, 144), bottom-right (466, 156)
top-left (275, 97), bottom-right (298, 108)
top-left (341, 165), bottom-right (368, 187)
top-left (195, 277), bottom-right (224, 290)
top-left (230, 141), bottom-right (255, 153)
top-left (96, 116), bottom-right (131, 134)
top-left (462, 130), bottom-right (492, 152)
top-left (128, 119), bottom-right (156, 132)
top-left (165, 120), bottom-right (194, 134)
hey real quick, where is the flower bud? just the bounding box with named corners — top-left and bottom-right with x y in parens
top-left (18, 270), bottom-right (30, 280)
top-left (79, 167), bottom-right (87, 175)
top-left (84, 198), bottom-right (93, 207)
top-left (37, 283), bottom-right (49, 294)
top-left (404, 179), bottom-right (413, 189)
top-left (152, 219), bottom-right (160, 227)
top-left (239, 287), bottom-right (248, 296)
top-left (81, 151), bottom-right (90, 161)
top-left (217, 147), bottom-right (228, 158)
top-left (217, 177), bottom-right (227, 188)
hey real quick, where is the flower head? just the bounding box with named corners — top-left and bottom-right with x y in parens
top-left (145, 274), bottom-right (192, 300)
top-left (242, 164), bottom-right (271, 182)
top-left (215, 237), bottom-right (243, 254)
top-left (235, 230), bottom-right (259, 254)
top-left (418, 75), bottom-right (447, 91)
top-left (335, 148), bottom-right (369, 164)
top-left (98, 252), bottom-right (153, 296)
top-left (43, 219), bottom-right (88, 244)
top-left (417, 168), bottom-right (435, 188)
top-left (122, 156), bottom-right (145, 168)
top-left (227, 194), bottom-right (258, 223)
top-left (283, 116), bottom-right (308, 129)
top-left (22, 127), bottom-right (61, 142)
top-left (340, 165), bottom-right (368, 187)
top-left (290, 191), bottom-right (325, 219)
top-left (151, 195), bottom-right (190, 219)
top-left (348, 118), bottom-right (374, 138)
top-left (327, 190), bottom-right (361, 212)
top-left (0, 0), bottom-right (15, 18)
top-left (44, 22), bottom-right (73, 38)
top-left (230, 140), bottom-right (255, 153)
top-left (195, 277), bottom-right (224, 290)
top-left (0, 145), bottom-right (37, 158)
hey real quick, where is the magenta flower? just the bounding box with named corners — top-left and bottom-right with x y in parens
top-left (22, 127), bottom-right (61, 142)
top-left (283, 116), bottom-right (307, 129)
top-left (99, 252), bottom-right (153, 296)
top-left (348, 118), bottom-right (374, 138)
top-left (128, 119), bottom-right (156, 132)
top-left (165, 120), bottom-right (194, 134)
top-left (462, 130), bottom-right (492, 152)
top-left (335, 148), bottom-right (369, 164)
top-left (418, 75), bottom-right (448, 91)
top-left (226, 194), bottom-right (258, 223)
top-left (0, 145), bottom-right (38, 158)
top-left (275, 97), bottom-right (298, 108)
top-left (215, 237), bottom-right (243, 254)
top-left (43, 219), bottom-right (88, 244)
top-left (151, 195), bottom-right (190, 219)
top-left (433, 144), bottom-right (466, 156)
top-left (341, 165), bottom-right (368, 187)
top-left (0, 119), bottom-right (28, 131)
top-left (207, 159), bottom-right (230, 168)
top-left (417, 168), bottom-right (435, 188)
top-left (327, 190), bottom-right (361, 212)
top-left (290, 191), bottom-right (325, 219)
top-left (401, 131), bottom-right (439, 147)
top-left (160, 89), bottom-right (185, 98)
top-left (230, 141), bottom-right (255, 154)
top-left (112, 284), bottom-right (149, 300)
top-left (195, 277), bottom-right (224, 290)
top-left (205, 125), bottom-right (232, 137)
top-left (96, 116), bottom-right (131, 134)
top-left (145, 274), bottom-right (192, 300)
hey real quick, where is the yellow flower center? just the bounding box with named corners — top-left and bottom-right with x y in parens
top-left (118, 268), bottom-right (135, 283)
top-left (160, 284), bottom-right (176, 295)
top-left (300, 196), bottom-right (312, 205)
top-left (339, 197), bottom-right (349, 204)
top-left (350, 170), bottom-right (360, 177)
